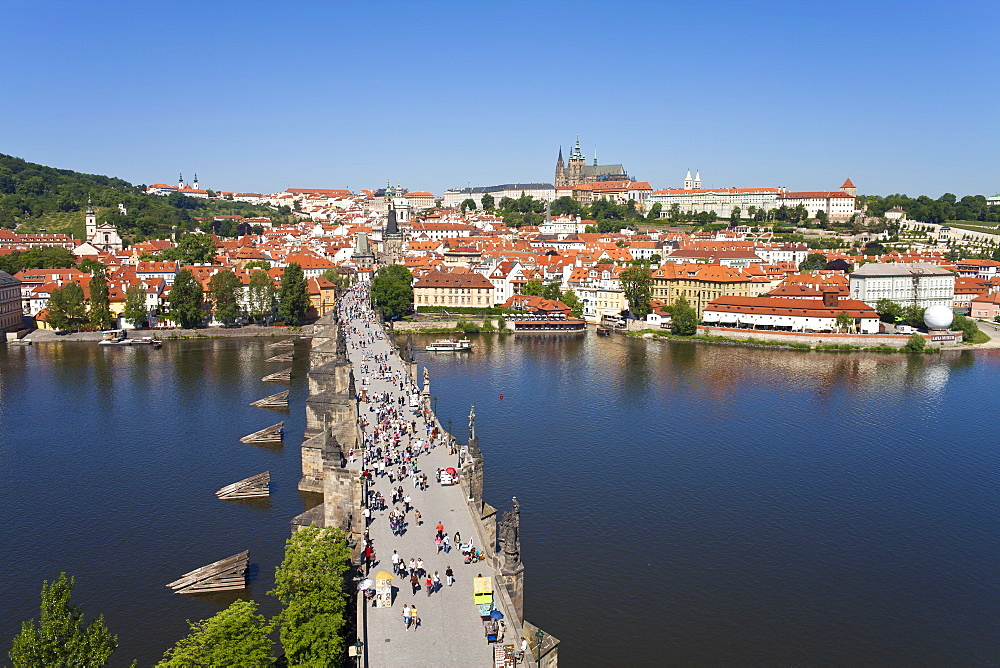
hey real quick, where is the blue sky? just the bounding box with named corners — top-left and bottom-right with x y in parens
top-left (2, 0), bottom-right (997, 197)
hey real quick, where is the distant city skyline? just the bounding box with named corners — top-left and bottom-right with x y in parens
top-left (2, 0), bottom-right (998, 197)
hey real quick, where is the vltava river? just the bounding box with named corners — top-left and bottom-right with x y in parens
top-left (416, 333), bottom-right (1000, 666)
top-left (1, 334), bottom-right (998, 665)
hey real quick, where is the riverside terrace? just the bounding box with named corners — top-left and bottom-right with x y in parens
top-left (291, 290), bottom-right (559, 667)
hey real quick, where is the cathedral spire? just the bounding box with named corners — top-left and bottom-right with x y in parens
top-left (86, 196), bottom-right (94, 215)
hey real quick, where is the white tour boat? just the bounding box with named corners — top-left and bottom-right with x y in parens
top-left (425, 338), bottom-right (472, 352)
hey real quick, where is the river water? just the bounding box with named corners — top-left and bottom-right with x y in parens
top-left (1, 335), bottom-right (998, 665)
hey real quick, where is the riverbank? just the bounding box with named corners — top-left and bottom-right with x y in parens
top-left (15, 325), bottom-right (308, 342)
top-left (624, 327), bottom-right (995, 353)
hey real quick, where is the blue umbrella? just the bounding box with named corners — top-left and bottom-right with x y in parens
top-left (490, 609), bottom-right (504, 620)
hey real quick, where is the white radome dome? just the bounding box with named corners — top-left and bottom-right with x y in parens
top-left (923, 304), bottom-right (954, 330)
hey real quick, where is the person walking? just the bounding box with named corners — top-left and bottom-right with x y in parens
top-left (410, 571), bottom-right (420, 595)
top-left (432, 570), bottom-right (441, 592)
top-left (416, 557), bottom-right (425, 578)
top-left (414, 508), bottom-right (422, 526)
top-left (442, 534), bottom-right (451, 554)
top-left (445, 565), bottom-right (454, 586)
top-left (435, 521), bottom-right (445, 537)
top-left (401, 604), bottom-right (411, 631)
top-left (425, 574), bottom-right (433, 597)
top-left (410, 605), bottom-right (419, 631)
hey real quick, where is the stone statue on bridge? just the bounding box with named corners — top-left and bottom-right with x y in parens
top-left (499, 496), bottom-right (521, 569)
top-left (469, 404), bottom-right (476, 442)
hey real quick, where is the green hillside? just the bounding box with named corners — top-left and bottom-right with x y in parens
top-left (0, 153), bottom-right (291, 243)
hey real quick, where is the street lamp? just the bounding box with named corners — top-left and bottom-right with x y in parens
top-left (432, 395), bottom-right (438, 415)
top-left (535, 629), bottom-right (545, 663)
top-left (349, 638), bottom-right (364, 665)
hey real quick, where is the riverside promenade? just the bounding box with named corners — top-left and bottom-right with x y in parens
top-left (338, 285), bottom-right (531, 667)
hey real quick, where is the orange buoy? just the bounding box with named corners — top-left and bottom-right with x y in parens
top-left (499, 392), bottom-right (504, 399)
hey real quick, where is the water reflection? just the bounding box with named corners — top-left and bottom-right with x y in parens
top-left (413, 332), bottom-right (1000, 666)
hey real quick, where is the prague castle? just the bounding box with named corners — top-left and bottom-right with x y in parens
top-left (554, 137), bottom-right (630, 188)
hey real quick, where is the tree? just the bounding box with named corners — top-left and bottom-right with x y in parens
top-left (646, 202), bottom-right (662, 220)
top-left (550, 196), bottom-right (584, 218)
top-left (619, 264), bottom-right (653, 318)
top-left (270, 526), bottom-right (352, 666)
top-left (825, 258), bottom-right (852, 272)
top-left (560, 289), bottom-right (584, 317)
top-left (903, 333), bottom-right (926, 352)
top-left (9, 573), bottom-right (118, 668)
top-left (78, 258), bottom-right (105, 275)
top-left (460, 198), bottom-right (477, 213)
top-left (480, 193), bottom-right (495, 211)
top-left (248, 270), bottom-right (276, 323)
top-left (799, 253), bottom-right (827, 272)
top-left (542, 280), bottom-right (562, 301)
top-left (729, 206), bottom-right (742, 224)
top-left (208, 269), bottom-right (242, 326)
top-left (168, 269), bottom-right (204, 329)
top-left (370, 264), bottom-right (413, 319)
top-left (952, 313), bottom-right (980, 342)
top-left (670, 295), bottom-right (698, 336)
top-left (321, 267), bottom-right (351, 292)
top-left (244, 260), bottom-right (271, 271)
top-left (835, 311), bottom-right (854, 332)
top-left (277, 263), bottom-right (311, 325)
top-left (160, 233), bottom-right (217, 265)
top-left (88, 267), bottom-right (112, 330)
top-left (156, 600), bottom-right (272, 668)
top-left (875, 298), bottom-right (904, 323)
top-left (123, 283), bottom-right (148, 329)
top-left (46, 283), bottom-right (88, 332)
top-left (520, 279), bottom-right (544, 297)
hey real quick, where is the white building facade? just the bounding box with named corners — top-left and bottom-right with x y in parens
top-left (848, 263), bottom-right (955, 309)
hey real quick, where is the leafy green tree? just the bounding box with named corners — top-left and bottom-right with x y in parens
top-left (729, 206), bottom-right (742, 224)
top-left (952, 313), bottom-right (980, 342)
top-left (270, 527), bottom-right (352, 666)
top-left (156, 599), bottom-right (272, 668)
top-left (160, 233), bottom-right (218, 265)
top-left (480, 193), bottom-right (495, 211)
top-left (667, 203), bottom-right (681, 223)
top-left (123, 283), bottom-right (148, 329)
top-left (321, 267), bottom-right (351, 292)
top-left (550, 196), bottom-right (584, 218)
top-left (88, 268), bottom-right (113, 330)
top-left (620, 264), bottom-right (653, 318)
top-left (901, 304), bottom-right (926, 329)
top-left (903, 333), bottom-right (926, 351)
top-left (245, 260), bottom-right (271, 271)
top-left (0, 246), bottom-right (77, 275)
top-left (78, 258), bottom-right (105, 275)
top-left (875, 298), bottom-right (903, 323)
top-left (542, 280), bottom-right (562, 301)
top-left (208, 269), bottom-right (242, 326)
top-left (9, 573), bottom-right (118, 668)
top-left (248, 270), bottom-right (276, 323)
top-left (460, 198), bottom-right (477, 213)
top-left (799, 253), bottom-right (827, 272)
top-left (835, 312), bottom-right (854, 332)
top-left (46, 283), bottom-right (88, 332)
top-left (670, 295), bottom-right (698, 335)
top-left (168, 269), bottom-right (204, 329)
top-left (278, 263), bottom-right (311, 325)
top-left (370, 264), bottom-right (413, 319)
top-left (646, 202), bottom-right (662, 220)
top-left (520, 278), bottom-right (544, 297)
top-left (560, 289), bottom-right (584, 317)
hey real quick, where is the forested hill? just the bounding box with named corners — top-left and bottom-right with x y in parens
top-left (0, 153), bottom-right (286, 242)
